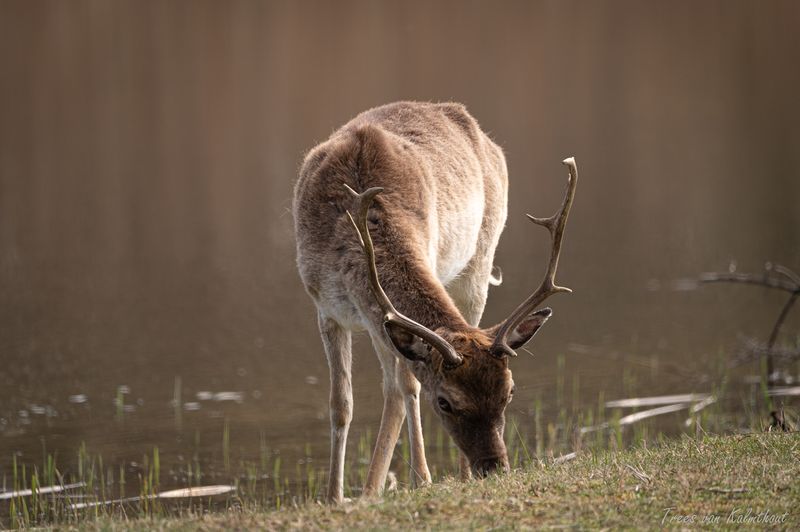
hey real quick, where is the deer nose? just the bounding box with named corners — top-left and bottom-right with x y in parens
top-left (472, 456), bottom-right (509, 478)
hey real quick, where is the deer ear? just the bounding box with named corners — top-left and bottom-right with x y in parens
top-left (506, 308), bottom-right (552, 349)
top-left (383, 322), bottom-right (433, 362)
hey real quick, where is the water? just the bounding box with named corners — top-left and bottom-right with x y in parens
top-left (1, 0), bottom-right (799, 505)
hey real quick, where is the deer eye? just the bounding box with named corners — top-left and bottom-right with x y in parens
top-left (437, 397), bottom-right (453, 413)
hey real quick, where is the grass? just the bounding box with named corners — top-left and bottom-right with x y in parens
top-left (60, 433), bottom-right (799, 530)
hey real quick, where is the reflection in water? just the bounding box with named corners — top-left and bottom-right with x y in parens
top-left (0, 0), bottom-right (798, 508)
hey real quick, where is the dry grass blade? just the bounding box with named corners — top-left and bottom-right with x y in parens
top-left (581, 403), bottom-right (692, 434)
top-left (768, 386), bottom-right (800, 397)
top-left (69, 484), bottom-right (237, 510)
top-left (157, 485), bottom-right (237, 499)
top-left (553, 452), bottom-right (577, 465)
top-left (606, 393), bottom-right (711, 409)
top-left (0, 482), bottom-right (86, 500)
top-left (618, 403), bottom-right (690, 426)
top-left (624, 464), bottom-right (652, 483)
top-left (689, 395), bottom-right (717, 414)
top-left (700, 486), bottom-right (748, 494)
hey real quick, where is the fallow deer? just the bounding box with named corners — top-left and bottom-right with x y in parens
top-left (293, 101), bottom-right (577, 503)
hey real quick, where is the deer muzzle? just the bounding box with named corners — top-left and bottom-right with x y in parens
top-left (471, 455), bottom-right (510, 478)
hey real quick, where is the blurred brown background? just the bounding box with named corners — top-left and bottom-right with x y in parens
top-left (1, 0), bottom-right (798, 466)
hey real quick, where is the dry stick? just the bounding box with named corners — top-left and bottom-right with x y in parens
top-left (767, 292), bottom-right (799, 357)
top-left (700, 265), bottom-right (800, 382)
top-left (699, 271), bottom-right (799, 293)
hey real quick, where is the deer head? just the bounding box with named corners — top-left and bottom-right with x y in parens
top-left (345, 158), bottom-right (578, 477)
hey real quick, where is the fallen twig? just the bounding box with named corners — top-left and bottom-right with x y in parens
top-left (624, 464), bottom-right (652, 484)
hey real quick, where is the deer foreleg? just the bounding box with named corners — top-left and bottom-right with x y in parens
top-left (363, 347), bottom-right (406, 497)
top-left (363, 388), bottom-right (405, 496)
top-left (319, 313), bottom-right (353, 504)
top-left (459, 452), bottom-right (474, 480)
top-left (398, 363), bottom-right (432, 487)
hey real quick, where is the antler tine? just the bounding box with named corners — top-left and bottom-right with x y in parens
top-left (490, 157), bottom-right (578, 358)
top-left (344, 185), bottom-right (463, 368)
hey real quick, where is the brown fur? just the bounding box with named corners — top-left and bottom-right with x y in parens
top-left (294, 102), bottom-right (545, 501)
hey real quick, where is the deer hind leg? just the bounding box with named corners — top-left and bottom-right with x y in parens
top-left (362, 337), bottom-right (407, 497)
top-left (318, 312), bottom-right (353, 504)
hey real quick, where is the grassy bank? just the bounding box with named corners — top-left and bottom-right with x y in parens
top-left (67, 433), bottom-right (797, 530)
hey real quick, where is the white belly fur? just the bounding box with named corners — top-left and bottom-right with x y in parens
top-left (431, 192), bottom-right (484, 285)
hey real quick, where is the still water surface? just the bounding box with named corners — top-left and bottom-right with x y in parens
top-left (1, 0), bottom-right (798, 496)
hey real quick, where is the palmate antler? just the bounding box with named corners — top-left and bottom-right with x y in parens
top-left (490, 157), bottom-right (579, 359)
top-left (344, 185), bottom-right (464, 368)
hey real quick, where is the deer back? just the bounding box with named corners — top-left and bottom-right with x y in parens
top-left (294, 101), bottom-right (507, 328)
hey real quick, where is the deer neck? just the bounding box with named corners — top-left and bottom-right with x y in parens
top-left (357, 222), bottom-right (468, 334)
